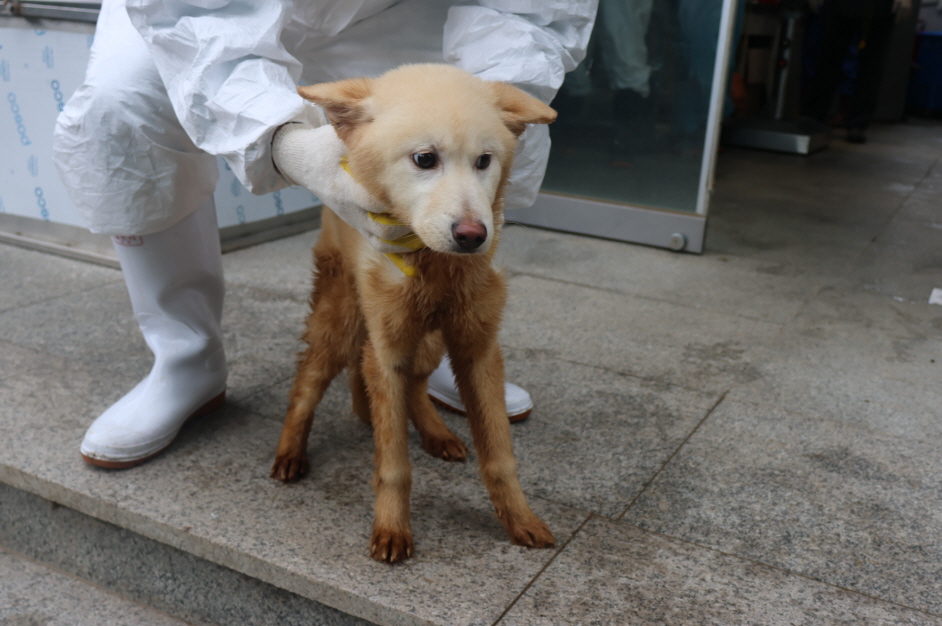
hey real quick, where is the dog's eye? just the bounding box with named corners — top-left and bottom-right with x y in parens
top-left (412, 152), bottom-right (437, 169)
top-left (475, 154), bottom-right (491, 170)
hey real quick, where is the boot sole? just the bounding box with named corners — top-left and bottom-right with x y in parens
top-left (429, 395), bottom-right (531, 424)
top-left (81, 391), bottom-right (227, 469)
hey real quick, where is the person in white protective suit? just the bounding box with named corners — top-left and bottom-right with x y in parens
top-left (554, 0), bottom-right (654, 163)
top-left (52, 0), bottom-right (597, 468)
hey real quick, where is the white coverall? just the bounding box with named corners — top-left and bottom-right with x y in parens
top-left (53, 0), bottom-right (598, 236)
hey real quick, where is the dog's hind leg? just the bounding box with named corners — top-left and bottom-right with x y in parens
top-left (272, 249), bottom-right (363, 483)
top-left (446, 341), bottom-right (555, 550)
top-left (347, 361), bottom-right (372, 425)
top-left (410, 332), bottom-right (468, 462)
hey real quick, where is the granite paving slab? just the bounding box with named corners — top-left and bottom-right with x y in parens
top-left (624, 397), bottom-right (942, 615)
top-left (898, 186), bottom-right (942, 223)
top-left (888, 143), bottom-right (942, 223)
top-left (706, 131), bottom-right (932, 269)
top-left (500, 516), bottom-right (942, 625)
top-left (0, 281), bottom-right (152, 379)
top-left (0, 271), bottom-right (310, 404)
top-left (719, 124), bottom-right (938, 200)
top-left (0, 348), bottom-right (589, 626)
top-left (0, 351), bottom-right (145, 461)
top-left (0, 545), bottom-right (189, 626)
top-left (0, 340), bottom-right (44, 382)
top-left (716, 140), bottom-right (926, 212)
top-left (728, 284), bottom-right (942, 443)
top-left (219, 286), bottom-right (308, 402)
top-left (850, 214), bottom-right (942, 303)
top-left (705, 190), bottom-right (901, 274)
top-left (497, 225), bottom-right (822, 324)
top-left (221, 229), bottom-right (317, 301)
top-left (0, 244), bottom-right (121, 314)
top-left (501, 274), bottom-right (781, 395)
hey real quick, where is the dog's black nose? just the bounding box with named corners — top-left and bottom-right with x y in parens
top-left (453, 221), bottom-right (487, 251)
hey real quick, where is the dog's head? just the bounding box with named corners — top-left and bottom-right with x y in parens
top-left (298, 64), bottom-right (556, 255)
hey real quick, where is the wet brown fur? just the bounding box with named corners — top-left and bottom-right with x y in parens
top-left (271, 64), bottom-right (556, 563)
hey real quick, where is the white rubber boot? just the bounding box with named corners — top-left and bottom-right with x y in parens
top-left (81, 200), bottom-right (227, 468)
top-left (427, 355), bottom-right (534, 423)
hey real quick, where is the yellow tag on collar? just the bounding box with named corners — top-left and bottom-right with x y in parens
top-left (368, 211), bottom-right (402, 226)
top-left (385, 252), bottom-right (418, 277)
top-left (340, 155), bottom-right (353, 176)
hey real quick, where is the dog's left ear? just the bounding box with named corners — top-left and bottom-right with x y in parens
top-left (489, 82), bottom-right (557, 137)
top-left (298, 78), bottom-right (373, 142)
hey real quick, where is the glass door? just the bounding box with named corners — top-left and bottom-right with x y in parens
top-left (508, 0), bottom-right (740, 253)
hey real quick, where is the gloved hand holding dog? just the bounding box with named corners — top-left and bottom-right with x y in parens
top-left (272, 123), bottom-right (416, 255)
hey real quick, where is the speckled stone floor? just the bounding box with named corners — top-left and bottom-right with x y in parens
top-left (3, 121), bottom-right (942, 625)
top-left (0, 545), bottom-right (189, 626)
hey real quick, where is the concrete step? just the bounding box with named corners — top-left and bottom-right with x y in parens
top-left (0, 482), bottom-right (376, 626)
top-left (0, 542), bottom-right (190, 626)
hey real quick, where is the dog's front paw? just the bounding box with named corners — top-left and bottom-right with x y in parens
top-left (270, 453), bottom-right (309, 482)
top-left (370, 527), bottom-right (414, 564)
top-left (503, 514), bottom-right (555, 549)
top-left (421, 432), bottom-right (468, 462)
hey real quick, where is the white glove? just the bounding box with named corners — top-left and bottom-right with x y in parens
top-left (272, 123), bottom-right (418, 254)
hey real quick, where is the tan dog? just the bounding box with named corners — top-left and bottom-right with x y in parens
top-left (270, 64), bottom-right (556, 563)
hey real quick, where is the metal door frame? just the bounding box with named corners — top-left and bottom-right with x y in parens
top-left (506, 0), bottom-right (741, 254)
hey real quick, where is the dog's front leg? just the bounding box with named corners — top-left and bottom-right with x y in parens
top-left (447, 342), bottom-right (555, 549)
top-left (361, 340), bottom-right (414, 563)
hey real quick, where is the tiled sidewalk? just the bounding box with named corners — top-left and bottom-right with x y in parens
top-left (2, 122), bottom-right (942, 624)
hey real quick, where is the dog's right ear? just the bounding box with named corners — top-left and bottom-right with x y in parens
top-left (298, 78), bottom-right (373, 142)
top-left (489, 82), bottom-right (558, 137)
